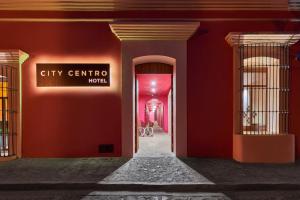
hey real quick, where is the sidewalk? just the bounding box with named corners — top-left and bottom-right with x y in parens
top-left (0, 157), bottom-right (299, 192)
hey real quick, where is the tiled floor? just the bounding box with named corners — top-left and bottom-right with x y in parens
top-left (136, 130), bottom-right (172, 157)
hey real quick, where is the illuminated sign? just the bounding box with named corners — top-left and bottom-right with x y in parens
top-left (36, 64), bottom-right (110, 87)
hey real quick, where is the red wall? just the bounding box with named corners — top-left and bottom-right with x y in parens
top-left (0, 20), bottom-right (300, 159)
top-left (0, 22), bottom-right (121, 157)
top-left (290, 42), bottom-right (300, 158)
top-left (187, 21), bottom-right (300, 158)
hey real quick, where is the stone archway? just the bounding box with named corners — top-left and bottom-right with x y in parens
top-left (121, 41), bottom-right (187, 157)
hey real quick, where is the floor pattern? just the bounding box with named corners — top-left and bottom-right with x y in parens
top-left (100, 157), bottom-right (213, 184)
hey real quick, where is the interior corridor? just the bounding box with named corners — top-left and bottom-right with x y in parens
top-left (135, 72), bottom-right (173, 157)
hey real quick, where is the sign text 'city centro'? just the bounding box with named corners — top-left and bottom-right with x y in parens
top-left (36, 64), bottom-right (110, 87)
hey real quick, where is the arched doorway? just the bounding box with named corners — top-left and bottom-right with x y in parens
top-left (121, 48), bottom-right (187, 157)
top-left (134, 62), bottom-right (174, 156)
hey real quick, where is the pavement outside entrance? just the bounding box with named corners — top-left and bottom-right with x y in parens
top-left (1, 157), bottom-right (300, 186)
top-left (0, 191), bottom-right (230, 200)
top-left (100, 157), bottom-right (212, 184)
top-left (0, 158), bottom-right (300, 199)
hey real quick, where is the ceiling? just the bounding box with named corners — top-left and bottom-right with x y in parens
top-left (0, 0), bottom-right (298, 11)
top-left (137, 74), bottom-right (171, 97)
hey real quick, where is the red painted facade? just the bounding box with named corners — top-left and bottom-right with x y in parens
top-left (0, 11), bottom-right (299, 159)
top-left (0, 22), bottom-right (122, 157)
top-left (290, 43), bottom-right (300, 158)
top-left (187, 21), bottom-right (300, 158)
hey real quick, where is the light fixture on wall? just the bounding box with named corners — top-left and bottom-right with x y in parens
top-left (151, 80), bottom-right (156, 86)
top-left (151, 88), bottom-right (156, 93)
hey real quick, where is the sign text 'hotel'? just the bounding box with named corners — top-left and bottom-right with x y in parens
top-left (36, 64), bottom-right (110, 87)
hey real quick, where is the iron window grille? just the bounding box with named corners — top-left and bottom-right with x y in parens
top-left (0, 64), bottom-right (18, 157)
top-left (239, 43), bottom-right (289, 135)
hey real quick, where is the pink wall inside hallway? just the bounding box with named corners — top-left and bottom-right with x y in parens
top-left (137, 74), bottom-right (171, 132)
top-left (138, 95), bottom-right (169, 132)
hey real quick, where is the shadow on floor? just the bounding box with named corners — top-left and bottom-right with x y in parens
top-left (178, 157), bottom-right (300, 184)
top-left (2, 157), bottom-right (300, 185)
top-left (0, 158), bottom-right (130, 183)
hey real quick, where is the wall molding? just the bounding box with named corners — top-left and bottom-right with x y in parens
top-left (0, 0), bottom-right (296, 11)
top-left (226, 32), bottom-right (300, 46)
top-left (110, 22), bottom-right (200, 41)
top-left (0, 18), bottom-right (299, 23)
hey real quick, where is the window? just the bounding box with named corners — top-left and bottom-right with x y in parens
top-left (240, 45), bottom-right (289, 135)
top-left (0, 65), bottom-right (18, 157)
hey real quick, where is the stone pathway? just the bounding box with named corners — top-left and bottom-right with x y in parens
top-left (100, 157), bottom-right (213, 185)
top-left (0, 191), bottom-right (230, 200)
top-left (2, 190), bottom-right (300, 200)
top-left (1, 158), bottom-right (300, 188)
top-left (99, 130), bottom-right (210, 185)
top-left (82, 191), bottom-right (229, 200)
